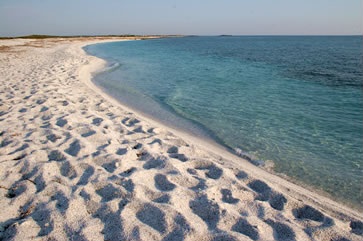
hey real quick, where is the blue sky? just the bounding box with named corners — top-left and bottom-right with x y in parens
top-left (0, 0), bottom-right (362, 36)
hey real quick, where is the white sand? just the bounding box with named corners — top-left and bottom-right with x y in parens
top-left (0, 38), bottom-right (362, 241)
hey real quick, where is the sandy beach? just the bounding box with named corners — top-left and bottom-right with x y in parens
top-left (0, 37), bottom-right (362, 241)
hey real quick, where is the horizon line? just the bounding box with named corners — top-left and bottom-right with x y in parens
top-left (1, 34), bottom-right (362, 39)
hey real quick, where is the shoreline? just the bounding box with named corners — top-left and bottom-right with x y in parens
top-left (84, 39), bottom-right (362, 212)
top-left (80, 38), bottom-right (363, 222)
top-left (88, 54), bottom-right (226, 149)
top-left (0, 37), bottom-right (362, 240)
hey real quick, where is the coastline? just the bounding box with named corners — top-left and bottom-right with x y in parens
top-left (0, 37), bottom-right (362, 240)
top-left (84, 39), bottom-right (362, 211)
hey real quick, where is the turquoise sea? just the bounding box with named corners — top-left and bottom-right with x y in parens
top-left (85, 36), bottom-right (363, 208)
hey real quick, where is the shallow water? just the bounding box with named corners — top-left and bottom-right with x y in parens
top-left (85, 36), bottom-right (363, 208)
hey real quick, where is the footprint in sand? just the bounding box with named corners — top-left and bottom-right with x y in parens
top-left (93, 203), bottom-right (126, 240)
top-left (46, 133), bottom-right (61, 143)
top-left (92, 117), bottom-right (103, 126)
top-left (232, 218), bottom-right (259, 241)
top-left (132, 126), bottom-right (145, 133)
top-left (80, 128), bottom-right (96, 138)
top-left (101, 160), bottom-right (119, 173)
top-left (190, 176), bottom-right (207, 192)
top-left (350, 220), bottom-right (363, 235)
top-left (132, 143), bottom-right (143, 150)
top-left (265, 219), bottom-right (296, 241)
top-left (120, 167), bottom-right (137, 177)
top-left (64, 139), bottom-right (81, 157)
top-left (8, 143), bottom-right (29, 155)
top-left (162, 214), bottom-right (191, 241)
top-left (34, 174), bottom-right (46, 193)
top-left (293, 205), bottom-right (335, 228)
top-left (153, 194), bottom-right (170, 204)
top-left (122, 117), bottom-right (140, 127)
top-left (118, 178), bottom-right (134, 193)
top-left (40, 106), bottom-right (49, 112)
top-left (18, 107), bottom-right (27, 113)
top-left (116, 148), bottom-right (128, 155)
top-left (167, 146), bottom-right (188, 162)
top-left (31, 203), bottom-right (54, 237)
top-left (293, 205), bottom-right (325, 222)
top-left (194, 161), bottom-right (223, 180)
top-left (96, 183), bottom-right (123, 202)
top-left (76, 165), bottom-right (94, 186)
top-left (6, 181), bottom-right (27, 199)
top-left (56, 117), bottom-right (68, 127)
top-left (235, 170), bottom-right (248, 179)
top-left (60, 160), bottom-right (77, 179)
top-left (136, 203), bottom-right (166, 233)
top-left (50, 191), bottom-right (69, 214)
top-left (154, 174), bottom-right (176, 192)
top-left (189, 194), bottom-right (220, 230)
top-left (221, 189), bottom-right (239, 204)
top-left (248, 179), bottom-right (287, 211)
top-left (48, 150), bottom-right (66, 162)
top-left (143, 157), bottom-right (166, 170)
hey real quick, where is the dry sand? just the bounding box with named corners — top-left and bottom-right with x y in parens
top-left (0, 37), bottom-right (362, 241)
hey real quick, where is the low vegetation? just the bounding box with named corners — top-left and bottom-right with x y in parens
top-left (0, 34), bottom-right (181, 40)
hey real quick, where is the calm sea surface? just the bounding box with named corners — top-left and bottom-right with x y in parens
top-left (85, 36), bottom-right (363, 208)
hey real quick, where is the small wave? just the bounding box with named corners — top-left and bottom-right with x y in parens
top-left (100, 62), bottom-right (121, 73)
top-left (303, 70), bottom-right (335, 78)
top-left (234, 148), bottom-right (264, 166)
top-left (234, 148), bottom-right (276, 169)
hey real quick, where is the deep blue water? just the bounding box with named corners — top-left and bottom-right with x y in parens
top-left (85, 36), bottom-right (363, 208)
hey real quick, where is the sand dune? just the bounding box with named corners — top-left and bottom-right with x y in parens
top-left (0, 38), bottom-right (362, 241)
